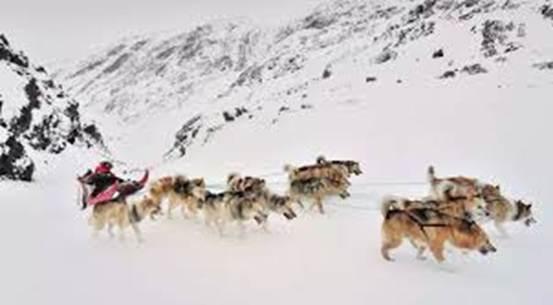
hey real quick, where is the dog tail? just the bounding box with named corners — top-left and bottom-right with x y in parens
top-left (380, 196), bottom-right (402, 217)
top-left (427, 165), bottom-right (436, 184)
top-left (316, 155), bottom-right (328, 164)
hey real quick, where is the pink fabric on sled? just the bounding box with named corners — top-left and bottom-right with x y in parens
top-left (87, 183), bottom-right (119, 206)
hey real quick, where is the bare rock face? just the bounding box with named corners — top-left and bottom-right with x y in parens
top-left (0, 34), bottom-right (103, 181)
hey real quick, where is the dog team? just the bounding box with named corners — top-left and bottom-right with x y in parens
top-left (86, 157), bottom-right (536, 264)
top-left (380, 166), bottom-right (536, 262)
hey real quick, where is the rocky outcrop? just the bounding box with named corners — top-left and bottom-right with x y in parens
top-left (0, 34), bottom-right (103, 181)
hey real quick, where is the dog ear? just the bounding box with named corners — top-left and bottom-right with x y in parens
top-left (316, 155), bottom-right (327, 164)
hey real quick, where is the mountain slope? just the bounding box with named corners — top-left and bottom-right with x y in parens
top-left (58, 0), bottom-right (553, 164)
top-left (0, 34), bottom-right (103, 181)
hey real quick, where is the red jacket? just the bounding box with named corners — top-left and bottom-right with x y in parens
top-left (94, 163), bottom-right (112, 175)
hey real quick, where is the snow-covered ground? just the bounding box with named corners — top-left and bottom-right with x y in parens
top-left (1, 82), bottom-right (551, 304)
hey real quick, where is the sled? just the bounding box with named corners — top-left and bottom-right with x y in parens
top-left (78, 170), bottom-right (149, 209)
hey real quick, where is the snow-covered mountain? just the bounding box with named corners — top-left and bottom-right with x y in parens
top-left (58, 0), bottom-right (553, 164)
top-left (0, 34), bottom-right (103, 181)
top-left (3, 1), bottom-right (553, 304)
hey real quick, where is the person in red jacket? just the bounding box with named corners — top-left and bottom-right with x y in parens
top-left (79, 161), bottom-right (124, 198)
top-left (78, 161), bottom-right (150, 210)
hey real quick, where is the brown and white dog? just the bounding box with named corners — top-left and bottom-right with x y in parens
top-left (427, 166), bottom-right (482, 201)
top-left (284, 163), bottom-right (350, 190)
top-left (88, 196), bottom-right (161, 242)
top-left (479, 184), bottom-right (537, 235)
top-left (287, 176), bottom-right (349, 214)
top-left (427, 167), bottom-right (537, 234)
top-left (148, 175), bottom-right (206, 219)
top-left (380, 198), bottom-right (497, 263)
top-left (382, 195), bottom-right (489, 221)
top-left (316, 156), bottom-right (363, 177)
top-left (227, 173), bottom-right (267, 193)
top-left (200, 190), bottom-right (269, 236)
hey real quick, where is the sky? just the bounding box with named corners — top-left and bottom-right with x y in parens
top-left (0, 0), bottom-right (322, 66)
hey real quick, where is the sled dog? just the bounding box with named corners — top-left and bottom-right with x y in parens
top-left (284, 163), bottom-right (350, 189)
top-left (479, 184), bottom-right (537, 235)
top-left (148, 175), bottom-right (206, 218)
top-left (380, 197), bottom-right (497, 262)
top-left (287, 177), bottom-right (349, 214)
top-left (89, 196), bottom-right (161, 242)
top-left (201, 190), bottom-right (269, 235)
top-left (227, 173), bottom-right (267, 193)
top-left (382, 195), bottom-right (489, 221)
top-left (316, 156), bottom-right (362, 176)
top-left (427, 166), bottom-right (482, 200)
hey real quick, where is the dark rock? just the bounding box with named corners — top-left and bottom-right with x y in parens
top-left (36, 66), bottom-right (47, 73)
top-left (103, 53), bottom-right (130, 74)
top-left (481, 20), bottom-right (516, 57)
top-left (0, 35), bottom-right (103, 181)
top-left (223, 111), bottom-right (235, 122)
top-left (156, 46), bottom-right (176, 60)
top-left (432, 49), bottom-right (444, 58)
top-left (541, 4), bottom-right (553, 21)
top-left (375, 49), bottom-right (397, 64)
top-left (304, 13), bottom-right (336, 30)
top-left (365, 76), bottom-right (377, 82)
top-left (533, 61), bottom-right (553, 70)
top-left (279, 106), bottom-right (290, 114)
top-left (167, 115), bottom-right (203, 158)
top-left (234, 107), bottom-right (248, 117)
top-left (439, 70), bottom-right (457, 79)
top-left (405, 0), bottom-right (437, 24)
top-left (461, 64), bottom-right (487, 75)
top-left (69, 59), bottom-right (106, 78)
top-left (0, 36), bottom-right (29, 68)
top-left (0, 136), bottom-right (35, 181)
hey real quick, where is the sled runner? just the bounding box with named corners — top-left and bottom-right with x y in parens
top-left (78, 170), bottom-right (149, 209)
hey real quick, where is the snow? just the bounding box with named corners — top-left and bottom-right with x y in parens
top-left (0, 62), bottom-right (27, 120)
top-left (1, 81), bottom-right (552, 305)
top-left (3, 0), bottom-right (553, 304)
